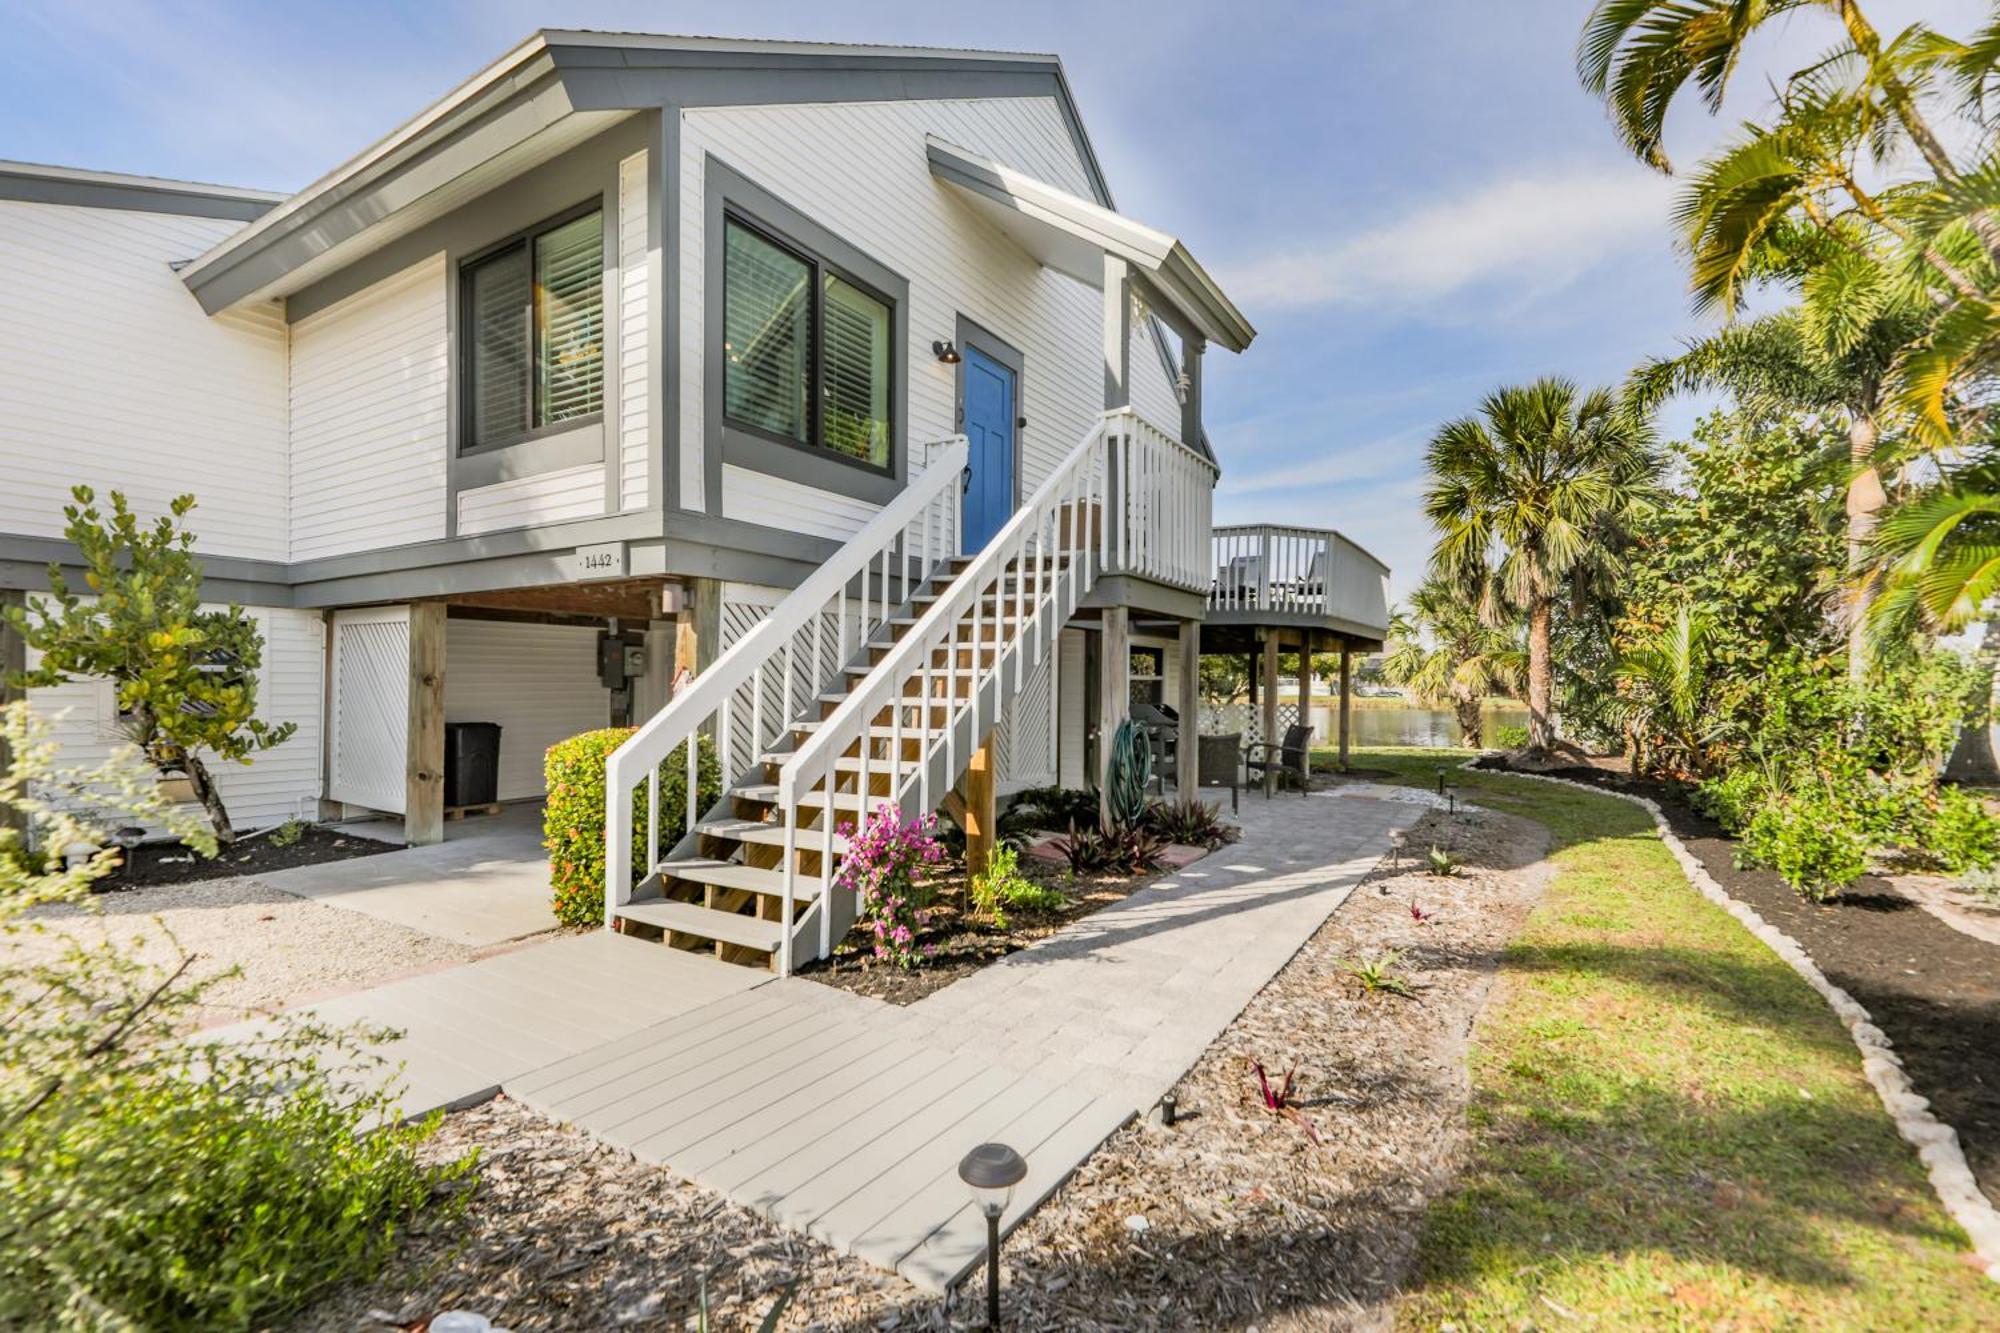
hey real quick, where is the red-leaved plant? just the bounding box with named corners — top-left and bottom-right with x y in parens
top-left (1251, 1059), bottom-right (1320, 1144)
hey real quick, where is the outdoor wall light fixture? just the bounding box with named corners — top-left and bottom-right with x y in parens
top-left (958, 1142), bottom-right (1027, 1327)
top-left (933, 338), bottom-right (962, 364)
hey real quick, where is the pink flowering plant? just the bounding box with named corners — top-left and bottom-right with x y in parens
top-left (835, 801), bottom-right (946, 968)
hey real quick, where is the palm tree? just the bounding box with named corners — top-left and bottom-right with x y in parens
top-left (1628, 234), bottom-right (1932, 676)
top-left (1424, 379), bottom-right (1660, 753)
top-left (1615, 602), bottom-right (1718, 776)
top-left (1379, 577), bottom-right (1526, 748)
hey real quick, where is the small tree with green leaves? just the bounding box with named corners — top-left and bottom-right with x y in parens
top-left (3, 488), bottom-right (295, 844)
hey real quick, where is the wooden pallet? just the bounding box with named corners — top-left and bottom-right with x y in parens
top-left (444, 802), bottom-right (503, 821)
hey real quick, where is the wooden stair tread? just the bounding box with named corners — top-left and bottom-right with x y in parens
top-left (697, 818), bottom-right (852, 854)
top-left (615, 898), bottom-right (784, 952)
top-left (734, 783), bottom-right (871, 810)
top-left (657, 857), bottom-right (823, 902)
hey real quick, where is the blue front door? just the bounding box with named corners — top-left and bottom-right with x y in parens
top-left (961, 345), bottom-right (1016, 551)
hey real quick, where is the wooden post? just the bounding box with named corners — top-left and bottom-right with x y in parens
top-left (0, 589), bottom-right (23, 841)
top-left (1296, 636), bottom-right (1312, 740)
top-left (1176, 620), bottom-right (1200, 797)
top-left (675, 576), bottom-right (722, 682)
top-left (1260, 632), bottom-right (1279, 796)
top-left (404, 602), bottom-right (446, 847)
top-left (1097, 607), bottom-right (1130, 825)
top-left (1338, 644), bottom-right (1353, 772)
top-left (965, 731), bottom-right (996, 878)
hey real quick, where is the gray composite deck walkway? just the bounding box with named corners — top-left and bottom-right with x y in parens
top-left (218, 784), bottom-right (1427, 1292)
top-left (202, 932), bottom-right (766, 1118)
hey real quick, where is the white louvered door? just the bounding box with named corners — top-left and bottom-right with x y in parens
top-left (328, 606), bottom-right (410, 814)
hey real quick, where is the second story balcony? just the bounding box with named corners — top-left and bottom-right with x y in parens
top-left (1206, 523), bottom-right (1391, 646)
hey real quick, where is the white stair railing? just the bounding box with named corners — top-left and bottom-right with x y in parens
top-left (602, 438), bottom-right (968, 927)
top-left (776, 415), bottom-right (1120, 971)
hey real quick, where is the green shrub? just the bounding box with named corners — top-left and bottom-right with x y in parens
top-left (1493, 723), bottom-right (1531, 750)
top-left (1691, 766), bottom-right (1767, 834)
top-left (544, 728), bottom-right (721, 927)
top-left (1737, 790), bottom-right (1869, 901)
top-left (969, 843), bottom-right (1066, 927)
top-left (1930, 787), bottom-right (2000, 874)
top-left (0, 702), bottom-right (471, 1330)
top-left (1012, 785), bottom-right (1101, 830)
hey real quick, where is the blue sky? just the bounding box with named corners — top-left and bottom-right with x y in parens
top-left (0, 0), bottom-right (1982, 596)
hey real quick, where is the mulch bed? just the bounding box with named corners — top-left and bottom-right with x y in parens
top-left (1492, 758), bottom-right (2000, 1212)
top-left (988, 805), bottom-right (1551, 1330)
top-left (794, 851), bottom-right (1167, 1005)
top-left (101, 825), bottom-right (394, 890)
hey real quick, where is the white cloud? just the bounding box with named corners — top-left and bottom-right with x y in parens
top-left (1222, 167), bottom-right (1675, 313)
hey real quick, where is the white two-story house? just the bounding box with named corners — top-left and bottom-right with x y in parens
top-left (0, 32), bottom-right (1387, 971)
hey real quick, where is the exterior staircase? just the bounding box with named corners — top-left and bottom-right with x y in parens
top-left (603, 408), bottom-right (1212, 973)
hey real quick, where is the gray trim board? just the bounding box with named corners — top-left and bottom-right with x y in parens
top-left (454, 423), bottom-right (606, 489)
top-left (703, 154), bottom-right (910, 509)
top-left (0, 160), bottom-right (280, 221)
top-left (1079, 576), bottom-right (1207, 623)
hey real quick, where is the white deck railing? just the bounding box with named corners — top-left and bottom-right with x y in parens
top-left (1209, 523), bottom-right (1391, 634)
top-left (1109, 410), bottom-right (1219, 593)
top-left (776, 415), bottom-right (1118, 970)
top-left (602, 438), bottom-right (969, 925)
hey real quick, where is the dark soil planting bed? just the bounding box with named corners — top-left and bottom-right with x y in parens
top-left (1488, 758), bottom-right (2000, 1211)
top-left (796, 856), bottom-right (1160, 1006)
top-left (103, 825), bottom-right (395, 889)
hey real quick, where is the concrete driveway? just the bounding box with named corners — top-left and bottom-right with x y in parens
top-left (254, 803), bottom-right (557, 949)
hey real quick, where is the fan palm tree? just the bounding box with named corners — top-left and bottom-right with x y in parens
top-left (1424, 379), bottom-right (1661, 753)
top-left (1379, 577), bottom-right (1527, 748)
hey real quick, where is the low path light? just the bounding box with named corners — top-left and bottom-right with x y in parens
top-left (959, 1141), bottom-right (1027, 1327)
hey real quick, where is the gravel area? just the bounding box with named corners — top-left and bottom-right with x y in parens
top-left (289, 805), bottom-right (1552, 1331)
top-left (16, 875), bottom-right (470, 1027)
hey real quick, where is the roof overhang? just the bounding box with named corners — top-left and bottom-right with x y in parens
top-left (0, 159), bottom-right (282, 222)
top-left (926, 136), bottom-right (1254, 354)
top-left (179, 31), bottom-right (1104, 316)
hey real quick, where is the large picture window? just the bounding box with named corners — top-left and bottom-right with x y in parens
top-left (462, 206), bottom-right (604, 451)
top-left (722, 215), bottom-right (893, 471)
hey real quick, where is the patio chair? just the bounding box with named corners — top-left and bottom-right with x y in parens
top-left (1244, 722), bottom-right (1314, 797)
top-left (1197, 732), bottom-right (1243, 813)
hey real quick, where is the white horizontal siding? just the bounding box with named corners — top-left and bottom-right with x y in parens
top-left (684, 96), bottom-right (1185, 542)
top-left (456, 462), bottom-right (606, 536)
top-left (288, 254), bottom-right (449, 560)
top-left (618, 148), bottom-right (652, 512)
top-left (23, 607), bottom-right (325, 835)
top-left (719, 464), bottom-right (878, 543)
top-left (0, 201), bottom-right (289, 561)
top-left (444, 618), bottom-right (608, 801)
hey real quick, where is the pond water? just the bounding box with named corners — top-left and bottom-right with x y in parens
top-left (1344, 699), bottom-right (1529, 749)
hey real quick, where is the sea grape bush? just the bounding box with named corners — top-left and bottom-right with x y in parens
top-left (836, 802), bottom-right (945, 968)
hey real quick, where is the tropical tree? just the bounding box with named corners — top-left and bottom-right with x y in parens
top-left (2, 488), bottom-right (295, 843)
top-left (1616, 602), bottom-right (1719, 777)
top-left (1424, 378), bottom-right (1660, 752)
top-left (1379, 577), bottom-right (1525, 747)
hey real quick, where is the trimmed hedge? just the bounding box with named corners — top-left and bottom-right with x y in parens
top-left (543, 728), bottom-right (722, 926)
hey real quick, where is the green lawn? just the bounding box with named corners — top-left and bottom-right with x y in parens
top-left (1322, 747), bottom-right (2000, 1330)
